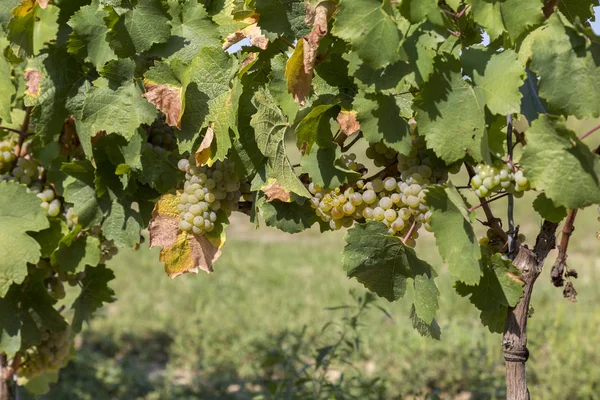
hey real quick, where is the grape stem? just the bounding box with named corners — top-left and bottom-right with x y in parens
top-left (579, 123), bottom-right (600, 141)
top-left (0, 126), bottom-right (26, 135)
top-left (468, 192), bottom-right (509, 213)
top-left (465, 163), bottom-right (508, 242)
top-left (402, 220), bottom-right (417, 245)
top-left (14, 107), bottom-right (33, 161)
top-left (507, 114), bottom-right (516, 259)
top-left (551, 209), bottom-right (578, 287)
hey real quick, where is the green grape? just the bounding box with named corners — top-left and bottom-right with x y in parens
top-left (18, 325), bottom-right (72, 381)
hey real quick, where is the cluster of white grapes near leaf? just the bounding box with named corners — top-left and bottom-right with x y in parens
top-left (470, 162), bottom-right (530, 197)
top-left (309, 136), bottom-right (452, 247)
top-left (176, 158), bottom-right (243, 235)
top-left (18, 326), bottom-right (72, 381)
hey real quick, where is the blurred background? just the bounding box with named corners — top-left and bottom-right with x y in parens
top-left (18, 116), bottom-right (600, 400)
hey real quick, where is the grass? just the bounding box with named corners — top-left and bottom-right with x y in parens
top-left (25, 192), bottom-right (600, 399)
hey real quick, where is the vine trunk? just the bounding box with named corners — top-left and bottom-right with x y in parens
top-left (0, 354), bottom-right (15, 400)
top-left (503, 221), bottom-right (558, 399)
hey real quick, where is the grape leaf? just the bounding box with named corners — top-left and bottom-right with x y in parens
top-left (143, 60), bottom-right (184, 128)
top-left (426, 183), bottom-right (483, 285)
top-left (400, 21), bottom-right (447, 87)
top-left (0, 181), bottom-right (49, 297)
top-left (399, 0), bottom-right (444, 26)
top-left (255, 0), bottom-right (309, 41)
top-left (529, 14), bottom-right (600, 119)
top-left (301, 145), bottom-right (360, 189)
top-left (0, 285), bottom-right (21, 356)
top-left (20, 269), bottom-right (67, 333)
top-left (520, 115), bottom-right (600, 209)
top-left (67, 0), bottom-right (117, 70)
top-left (519, 68), bottom-right (547, 123)
top-left (0, 54), bottom-right (15, 123)
top-left (71, 264), bottom-right (116, 333)
top-left (559, 0), bottom-right (597, 24)
top-left (455, 253), bottom-right (524, 333)
top-left (286, 39), bottom-right (312, 105)
top-left (354, 90), bottom-right (412, 154)
top-left (295, 103), bottom-right (338, 154)
top-left (410, 304), bottom-right (441, 340)
top-left (342, 221), bottom-right (439, 318)
top-left (106, 0), bottom-right (171, 58)
top-left (99, 58), bottom-right (136, 88)
top-left (149, 193), bottom-right (224, 277)
top-left (30, 219), bottom-right (68, 258)
top-left (151, 0), bottom-right (221, 64)
top-left (532, 192), bottom-right (568, 223)
top-left (101, 200), bottom-right (142, 248)
top-left (270, 53), bottom-right (300, 122)
top-left (0, 0), bottom-right (19, 30)
top-left (331, 0), bottom-right (402, 69)
top-left (461, 47), bottom-right (525, 115)
top-left (466, 0), bottom-right (544, 42)
top-left (20, 371), bottom-right (59, 396)
top-left (61, 160), bottom-right (104, 228)
top-left (414, 58), bottom-right (487, 163)
top-left (51, 228), bottom-right (101, 273)
top-left (257, 196), bottom-right (317, 234)
top-left (250, 88), bottom-right (311, 198)
top-left (79, 82), bottom-right (157, 142)
top-left (7, 0), bottom-right (54, 57)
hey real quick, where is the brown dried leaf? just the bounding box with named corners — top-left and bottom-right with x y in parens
top-left (194, 125), bottom-right (214, 167)
top-left (37, 0), bottom-right (49, 8)
top-left (336, 110), bottom-right (360, 136)
top-left (261, 179), bottom-right (291, 202)
top-left (142, 83), bottom-right (182, 128)
top-left (24, 69), bottom-right (42, 96)
top-left (222, 21), bottom-right (268, 50)
top-left (149, 194), bottom-right (224, 278)
top-left (303, 1), bottom-right (335, 74)
top-left (563, 281), bottom-right (578, 302)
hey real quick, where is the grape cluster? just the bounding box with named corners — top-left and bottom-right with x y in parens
top-left (18, 326), bottom-right (72, 381)
top-left (65, 205), bottom-right (78, 229)
top-left (145, 117), bottom-right (176, 156)
top-left (309, 137), bottom-right (448, 247)
top-left (340, 153), bottom-right (366, 173)
top-left (89, 226), bottom-right (119, 263)
top-left (0, 137), bottom-right (16, 172)
top-left (176, 158), bottom-right (241, 235)
top-left (365, 141), bottom-right (398, 167)
top-left (470, 162), bottom-right (530, 198)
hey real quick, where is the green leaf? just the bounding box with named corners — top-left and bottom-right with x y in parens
top-left (0, 182), bottom-right (49, 297)
top-left (521, 115), bottom-right (600, 209)
top-left (426, 183), bottom-right (483, 285)
top-left (529, 14), bottom-right (600, 119)
top-left (466, 0), bottom-right (544, 42)
top-left (0, 285), bottom-right (21, 356)
top-left (101, 200), bottom-right (142, 248)
top-left (71, 264), bottom-right (116, 333)
top-left (414, 58), bottom-right (487, 163)
top-left (461, 47), bottom-right (525, 115)
top-left (151, 0), bottom-right (221, 63)
top-left (79, 83), bottom-right (157, 142)
top-left (106, 0), bottom-right (171, 58)
top-left (0, 0), bottom-right (19, 30)
top-left (559, 0), bottom-right (597, 24)
top-left (0, 55), bottom-right (14, 123)
top-left (250, 88), bottom-right (310, 197)
top-left (410, 304), bottom-right (441, 340)
top-left (413, 273), bottom-right (439, 324)
top-left (20, 269), bottom-right (67, 333)
top-left (22, 371), bottom-right (59, 396)
top-left (342, 222), bottom-right (438, 304)
top-left (532, 192), bottom-right (568, 223)
top-left (295, 104), bottom-right (338, 154)
top-left (455, 253), bottom-right (524, 333)
top-left (270, 53), bottom-right (300, 122)
top-left (7, 1), bottom-right (58, 57)
top-left (301, 145), bottom-right (360, 189)
top-left (62, 161), bottom-right (103, 228)
top-left (67, 0), bottom-right (117, 70)
top-left (354, 91), bottom-right (412, 154)
top-left (519, 68), bottom-right (547, 123)
top-left (399, 0), bottom-right (444, 26)
top-left (100, 58), bottom-right (136, 88)
top-left (255, 0), bottom-right (309, 41)
top-left (257, 196), bottom-right (317, 233)
top-left (332, 0), bottom-right (402, 69)
top-left (51, 230), bottom-right (101, 273)
top-left (30, 219), bottom-right (68, 259)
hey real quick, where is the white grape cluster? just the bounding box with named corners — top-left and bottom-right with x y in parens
top-left (65, 205), bottom-right (78, 229)
top-left (0, 137), bottom-right (16, 172)
top-left (470, 162), bottom-right (530, 198)
top-left (89, 226), bottom-right (119, 263)
top-left (18, 326), bottom-right (72, 381)
top-left (365, 141), bottom-right (398, 167)
top-left (145, 117), bottom-right (176, 156)
top-left (309, 137), bottom-right (448, 247)
top-left (176, 158), bottom-right (241, 235)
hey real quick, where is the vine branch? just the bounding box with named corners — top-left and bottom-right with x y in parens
top-left (550, 209), bottom-right (578, 287)
top-left (468, 192), bottom-right (509, 212)
top-left (507, 114), bottom-right (516, 259)
top-left (341, 132), bottom-right (363, 153)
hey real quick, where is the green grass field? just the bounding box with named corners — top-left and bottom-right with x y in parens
top-left (27, 191), bottom-right (600, 400)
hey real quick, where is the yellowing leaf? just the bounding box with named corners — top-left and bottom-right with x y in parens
top-left (261, 179), bottom-right (292, 202)
top-left (336, 110), bottom-right (360, 136)
top-left (286, 39), bottom-right (311, 105)
top-left (149, 194), bottom-right (224, 278)
top-left (194, 125), bottom-right (214, 167)
top-left (303, 1), bottom-right (335, 75)
top-left (142, 82), bottom-right (182, 128)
